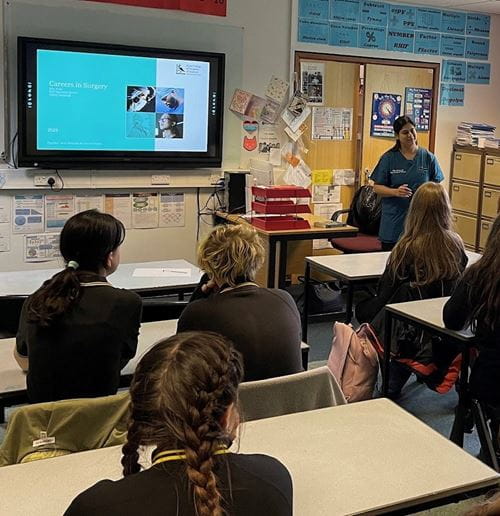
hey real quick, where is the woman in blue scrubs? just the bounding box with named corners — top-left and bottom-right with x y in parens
top-left (370, 115), bottom-right (444, 250)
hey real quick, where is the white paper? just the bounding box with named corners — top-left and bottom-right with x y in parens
top-left (258, 123), bottom-right (281, 157)
top-left (76, 194), bottom-right (104, 213)
top-left (312, 184), bottom-right (341, 204)
top-left (301, 62), bottom-right (325, 105)
top-left (45, 194), bottom-right (75, 232)
top-left (284, 162), bottom-right (311, 188)
top-left (313, 239), bottom-right (332, 250)
top-left (269, 148), bottom-right (282, 166)
top-left (312, 107), bottom-right (353, 140)
top-left (250, 158), bottom-right (274, 186)
top-left (265, 75), bottom-right (289, 103)
top-left (104, 193), bottom-right (132, 229)
top-left (0, 224), bottom-right (10, 252)
top-left (24, 233), bottom-right (61, 262)
top-left (313, 202), bottom-right (343, 219)
top-left (132, 192), bottom-right (159, 229)
top-left (133, 268), bottom-right (192, 278)
top-left (13, 194), bottom-right (44, 234)
top-left (159, 193), bottom-right (185, 228)
top-left (334, 169), bottom-right (356, 185)
top-left (284, 125), bottom-right (304, 142)
top-left (0, 196), bottom-right (11, 223)
top-left (281, 106), bottom-right (311, 133)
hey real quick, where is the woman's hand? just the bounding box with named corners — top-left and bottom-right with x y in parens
top-left (395, 184), bottom-right (412, 198)
top-left (201, 279), bottom-right (217, 294)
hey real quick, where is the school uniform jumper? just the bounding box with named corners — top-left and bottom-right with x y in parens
top-left (16, 273), bottom-right (142, 403)
top-left (370, 147), bottom-right (444, 245)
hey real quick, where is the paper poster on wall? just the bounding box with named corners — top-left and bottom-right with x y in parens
top-left (440, 84), bottom-right (464, 107)
top-left (24, 233), bottom-right (61, 263)
top-left (360, 1), bottom-right (388, 27)
top-left (467, 62), bottom-right (491, 85)
top-left (441, 11), bottom-right (466, 35)
top-left (13, 194), bottom-right (44, 234)
top-left (229, 90), bottom-right (267, 119)
top-left (370, 93), bottom-right (401, 137)
top-left (415, 32), bottom-right (440, 55)
top-left (45, 194), bottom-right (75, 232)
top-left (0, 225), bottom-right (10, 252)
top-left (359, 25), bottom-right (386, 49)
top-left (300, 62), bottom-right (325, 105)
top-left (0, 196), bottom-right (11, 224)
top-left (389, 5), bottom-right (416, 31)
top-left (104, 193), bottom-right (132, 229)
top-left (329, 22), bottom-right (358, 47)
top-left (258, 124), bottom-right (281, 156)
top-left (132, 192), bottom-right (159, 229)
top-left (298, 19), bottom-right (329, 44)
top-left (416, 8), bottom-right (441, 32)
top-left (442, 60), bottom-right (466, 83)
top-left (466, 14), bottom-right (490, 37)
top-left (159, 193), bottom-right (185, 228)
top-left (312, 169), bottom-right (333, 185)
top-left (312, 107), bottom-right (352, 140)
top-left (75, 194), bottom-right (104, 213)
top-left (330, 0), bottom-right (360, 23)
top-left (334, 169), bottom-right (355, 185)
top-left (386, 29), bottom-right (415, 53)
top-left (299, 0), bottom-right (329, 20)
top-left (265, 76), bottom-right (289, 104)
top-left (312, 185), bottom-right (341, 204)
top-left (465, 37), bottom-right (489, 61)
top-left (440, 35), bottom-right (465, 57)
top-left (404, 88), bottom-right (431, 132)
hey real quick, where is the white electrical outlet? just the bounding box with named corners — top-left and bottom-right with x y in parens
top-left (34, 175), bottom-right (55, 186)
top-left (151, 174), bottom-right (170, 185)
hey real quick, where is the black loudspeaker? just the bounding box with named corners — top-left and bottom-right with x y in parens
top-left (224, 171), bottom-right (249, 214)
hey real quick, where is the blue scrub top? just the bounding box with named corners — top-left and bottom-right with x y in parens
top-left (370, 147), bottom-right (444, 244)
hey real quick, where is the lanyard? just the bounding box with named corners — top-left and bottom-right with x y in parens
top-left (152, 447), bottom-right (229, 466)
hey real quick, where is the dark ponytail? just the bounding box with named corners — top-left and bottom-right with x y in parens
top-left (390, 115), bottom-right (415, 152)
top-left (122, 332), bottom-right (243, 516)
top-left (26, 210), bottom-right (125, 327)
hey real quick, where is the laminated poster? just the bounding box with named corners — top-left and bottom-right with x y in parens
top-left (160, 193), bottom-right (185, 228)
top-left (414, 32), bottom-right (440, 56)
top-left (440, 84), bottom-right (464, 107)
top-left (466, 62), bottom-right (490, 85)
top-left (24, 233), bottom-right (61, 263)
top-left (370, 93), bottom-right (401, 137)
top-left (360, 1), bottom-right (388, 27)
top-left (404, 88), bottom-right (431, 132)
top-left (13, 195), bottom-right (44, 234)
top-left (132, 192), bottom-right (159, 229)
top-left (300, 62), bottom-right (325, 105)
top-left (442, 60), bottom-right (466, 83)
top-left (299, 0), bottom-right (329, 21)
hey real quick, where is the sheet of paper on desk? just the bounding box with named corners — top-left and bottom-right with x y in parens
top-left (133, 268), bottom-right (192, 278)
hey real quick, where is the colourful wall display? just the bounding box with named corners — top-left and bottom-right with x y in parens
top-left (370, 92), bottom-right (401, 137)
top-left (404, 88), bottom-right (431, 131)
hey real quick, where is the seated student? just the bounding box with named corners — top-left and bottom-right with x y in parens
top-left (64, 332), bottom-right (293, 516)
top-left (177, 224), bottom-right (303, 381)
top-left (443, 213), bottom-right (500, 409)
top-left (15, 210), bottom-right (142, 403)
top-left (355, 182), bottom-right (467, 397)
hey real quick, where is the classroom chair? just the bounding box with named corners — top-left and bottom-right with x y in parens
top-left (239, 366), bottom-right (346, 422)
top-left (0, 391), bottom-right (130, 466)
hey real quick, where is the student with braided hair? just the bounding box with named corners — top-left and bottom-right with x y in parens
top-left (65, 332), bottom-right (293, 515)
top-left (14, 210), bottom-right (142, 403)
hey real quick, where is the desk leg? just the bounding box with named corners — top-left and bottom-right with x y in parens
top-left (450, 347), bottom-right (471, 447)
top-left (278, 239), bottom-right (288, 290)
top-left (302, 262), bottom-right (311, 343)
top-left (345, 283), bottom-right (354, 324)
top-left (382, 312), bottom-right (392, 397)
top-left (267, 237), bottom-right (277, 288)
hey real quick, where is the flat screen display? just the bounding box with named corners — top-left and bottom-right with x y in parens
top-left (18, 37), bottom-right (225, 168)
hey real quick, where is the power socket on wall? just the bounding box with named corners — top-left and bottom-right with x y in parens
top-left (151, 174), bottom-right (170, 185)
top-left (33, 175), bottom-right (56, 187)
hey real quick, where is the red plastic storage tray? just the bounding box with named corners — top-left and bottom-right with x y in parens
top-left (251, 216), bottom-right (311, 230)
top-left (252, 186), bottom-right (311, 198)
top-left (251, 200), bottom-right (311, 214)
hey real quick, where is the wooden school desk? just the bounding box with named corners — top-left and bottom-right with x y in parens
top-left (0, 399), bottom-right (498, 516)
top-left (302, 251), bottom-right (482, 340)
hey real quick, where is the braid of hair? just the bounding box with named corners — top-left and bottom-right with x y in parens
top-left (121, 418), bottom-right (142, 476)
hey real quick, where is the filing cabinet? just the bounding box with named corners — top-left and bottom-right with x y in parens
top-left (450, 182), bottom-right (479, 214)
top-left (479, 219), bottom-right (493, 249)
top-left (452, 212), bottom-right (478, 248)
top-left (453, 152), bottom-right (482, 182)
top-left (485, 156), bottom-right (500, 187)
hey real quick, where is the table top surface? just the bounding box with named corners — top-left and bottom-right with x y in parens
top-left (386, 297), bottom-right (475, 341)
top-left (0, 259), bottom-right (202, 297)
top-left (0, 399), bottom-right (497, 516)
top-left (306, 251), bottom-right (482, 281)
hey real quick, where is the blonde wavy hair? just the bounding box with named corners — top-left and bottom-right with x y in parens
top-left (198, 224), bottom-right (265, 287)
top-left (387, 182), bottom-right (465, 286)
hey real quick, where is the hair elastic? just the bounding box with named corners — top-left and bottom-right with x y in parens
top-left (67, 260), bottom-right (79, 270)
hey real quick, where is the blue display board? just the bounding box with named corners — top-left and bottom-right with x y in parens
top-left (360, 1), bottom-right (388, 27)
top-left (442, 60), bottom-right (466, 83)
top-left (440, 84), bottom-right (464, 106)
top-left (466, 13), bottom-right (490, 37)
top-left (404, 87), bottom-right (431, 131)
top-left (370, 92), bottom-right (401, 137)
top-left (359, 25), bottom-right (386, 49)
top-left (299, 0), bottom-right (329, 20)
top-left (465, 37), bottom-right (489, 60)
top-left (330, 22), bottom-right (359, 47)
top-left (414, 32), bottom-right (440, 56)
top-left (440, 11), bottom-right (466, 35)
top-left (416, 8), bottom-right (441, 32)
top-left (467, 62), bottom-right (490, 84)
top-left (386, 29), bottom-right (414, 53)
top-left (298, 19), bottom-right (329, 43)
top-left (388, 4), bottom-right (416, 31)
top-left (330, 0), bottom-right (360, 23)
top-left (440, 35), bottom-right (465, 57)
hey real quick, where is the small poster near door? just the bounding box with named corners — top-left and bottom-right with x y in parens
top-left (370, 92), bottom-right (401, 137)
top-left (405, 87), bottom-right (432, 132)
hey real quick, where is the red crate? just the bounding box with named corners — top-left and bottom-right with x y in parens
top-left (252, 185), bottom-right (311, 199)
top-left (251, 200), bottom-right (311, 215)
top-left (251, 216), bottom-right (311, 230)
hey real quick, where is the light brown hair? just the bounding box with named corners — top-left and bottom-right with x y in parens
top-left (387, 182), bottom-right (465, 286)
top-left (197, 224), bottom-right (265, 287)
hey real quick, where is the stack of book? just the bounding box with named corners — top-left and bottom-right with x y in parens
top-left (456, 122), bottom-right (496, 147)
top-left (483, 138), bottom-right (500, 150)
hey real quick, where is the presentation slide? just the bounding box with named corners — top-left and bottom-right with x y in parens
top-left (36, 50), bottom-right (210, 152)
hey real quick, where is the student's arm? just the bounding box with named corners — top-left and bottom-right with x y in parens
top-left (119, 294), bottom-right (143, 368)
top-left (15, 299), bottom-right (29, 372)
top-left (443, 279), bottom-right (471, 330)
top-left (13, 348), bottom-right (28, 372)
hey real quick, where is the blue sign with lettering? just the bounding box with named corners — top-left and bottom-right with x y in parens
top-left (442, 60), bottom-right (466, 83)
top-left (298, 19), bottom-right (329, 44)
top-left (387, 30), bottom-right (415, 53)
top-left (330, 0), bottom-right (360, 23)
top-left (465, 37), bottom-right (489, 60)
top-left (440, 84), bottom-right (464, 107)
top-left (298, 0), bottom-right (329, 20)
top-left (440, 35), bottom-right (465, 57)
top-left (360, 1), bottom-right (388, 27)
top-left (330, 22), bottom-right (359, 47)
top-left (416, 8), bottom-right (441, 31)
top-left (388, 5), bottom-right (416, 30)
top-left (415, 32), bottom-right (440, 55)
top-left (441, 11), bottom-right (466, 35)
top-left (359, 25), bottom-right (387, 49)
top-left (466, 62), bottom-right (490, 84)
top-left (466, 13), bottom-right (490, 37)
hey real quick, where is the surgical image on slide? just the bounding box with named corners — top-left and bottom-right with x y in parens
top-left (126, 86), bottom-right (156, 112)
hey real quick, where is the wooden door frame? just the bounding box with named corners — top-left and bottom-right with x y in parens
top-left (295, 51), bottom-right (440, 153)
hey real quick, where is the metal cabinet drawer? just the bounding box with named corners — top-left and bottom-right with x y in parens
top-left (453, 152), bottom-right (481, 182)
top-left (450, 182), bottom-right (479, 214)
top-left (452, 212), bottom-right (477, 247)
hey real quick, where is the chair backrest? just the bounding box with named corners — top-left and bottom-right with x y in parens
top-left (347, 185), bottom-right (381, 236)
top-left (0, 391), bottom-right (130, 466)
top-left (238, 366), bottom-right (346, 422)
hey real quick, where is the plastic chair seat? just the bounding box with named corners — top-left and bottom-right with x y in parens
top-left (330, 233), bottom-right (382, 254)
